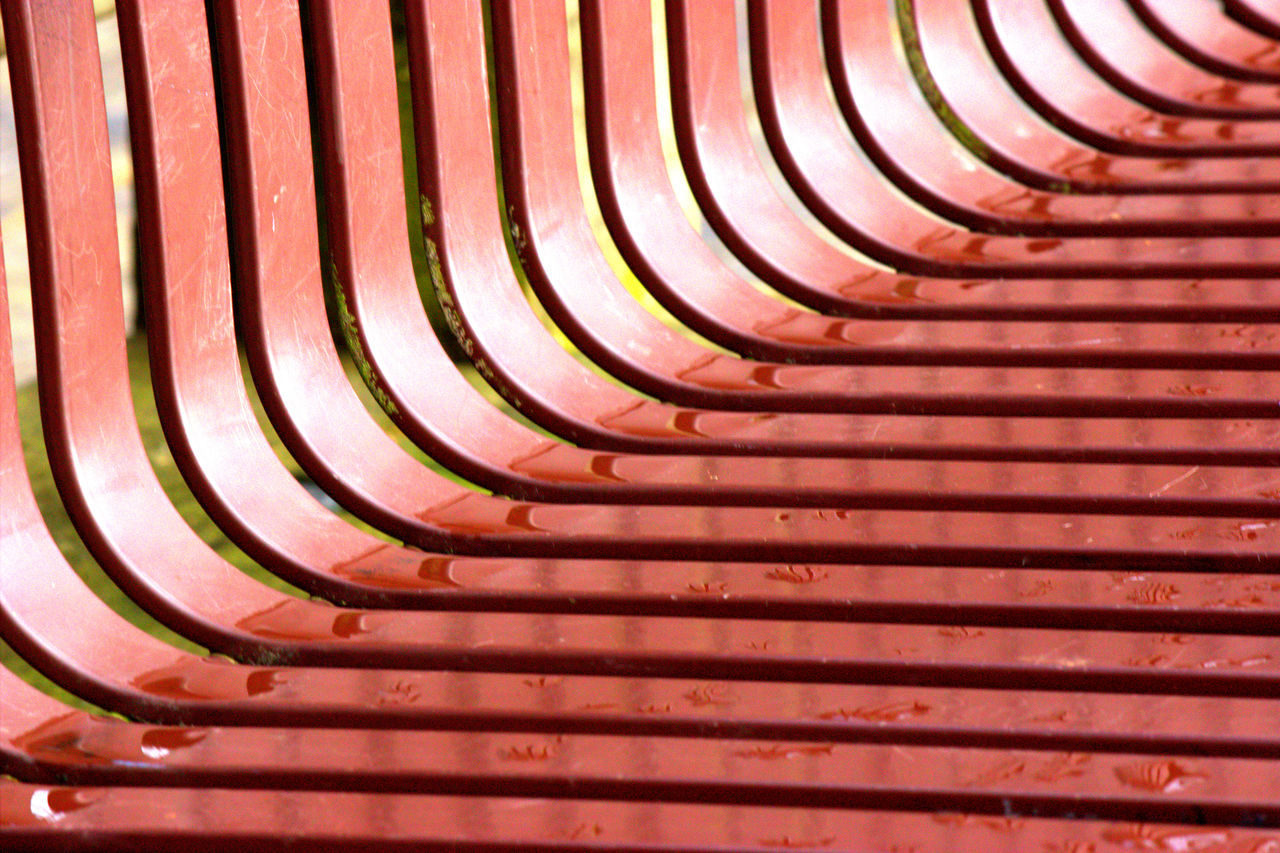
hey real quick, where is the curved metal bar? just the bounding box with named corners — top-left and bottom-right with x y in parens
top-left (3, 0), bottom-right (1280, 844)
top-left (108, 0), bottom-right (1280, 610)
top-left (189, 0), bottom-right (1280, 565)
top-left (749, 0), bottom-right (1280, 278)
top-left (500, 0), bottom-right (1280, 387)
top-left (322, 0), bottom-right (1280, 457)
top-left (910, 0), bottom-right (1280, 193)
top-left (1224, 0), bottom-right (1280, 40)
top-left (822, 0), bottom-right (1280, 236)
top-left (10, 354), bottom-right (1279, 738)
top-left (8, 0), bottom-right (1280, 676)
top-left (973, 0), bottom-right (1280, 156)
top-left (107, 0), bottom-right (1137, 617)
top-left (594, 0), bottom-right (1280, 315)
top-left (1049, 0), bottom-right (1280, 119)
top-left (100, 0), bottom-right (1280, 618)
top-left (1127, 0), bottom-right (1280, 83)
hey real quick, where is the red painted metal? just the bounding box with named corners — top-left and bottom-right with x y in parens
top-left (504, 0), bottom-right (1280, 400)
top-left (1127, 0), bottom-right (1280, 83)
top-left (973, 0), bottom-right (1280, 156)
top-left (103, 0), bottom-right (1280, 618)
top-left (822, 0), bottom-right (1280, 236)
top-left (5, 672), bottom-right (1280, 827)
top-left (238, 0), bottom-right (1280, 507)
top-left (748, 0), bottom-right (1280, 278)
top-left (2, 0), bottom-right (1279, 847)
top-left (15, 223), bottom-right (1280, 727)
top-left (212, 0), bottom-right (1226, 512)
top-left (1049, 0), bottom-right (1280, 118)
top-left (492, 0), bottom-right (1280, 447)
top-left (1225, 0), bottom-right (1280, 41)
top-left (585, 0), bottom-right (1280, 341)
top-left (112, 0), bottom-right (1280, 619)
top-left (8, 289), bottom-right (1280, 836)
top-left (15, 0), bottom-right (1261, 602)
top-left (9, 781), bottom-right (1280, 852)
top-left (909, 0), bottom-right (1280, 193)
top-left (483, 0), bottom-right (1280, 397)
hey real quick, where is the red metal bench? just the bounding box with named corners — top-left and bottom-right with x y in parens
top-left (823, 0), bottom-right (1280, 236)
top-left (1049, 0), bottom-right (1280, 118)
top-left (976, 0), bottom-right (1280, 156)
top-left (1127, 0), bottom-right (1280, 84)
top-left (1226, 0), bottom-right (1280, 42)
top-left (909, 0), bottom-right (1280, 192)
top-left (2, 0), bottom-right (1278, 849)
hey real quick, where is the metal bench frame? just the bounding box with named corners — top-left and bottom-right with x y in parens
top-left (2, 0), bottom-right (1278, 848)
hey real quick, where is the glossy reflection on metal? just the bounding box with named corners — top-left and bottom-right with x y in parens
top-left (973, 0), bottom-right (1280, 156)
top-left (500, 0), bottom-right (1280, 413)
top-left (748, 0), bottom-right (1280, 278)
top-left (1, 0), bottom-right (1279, 847)
top-left (822, 0), bottom-right (1280, 237)
top-left (7, 781), bottom-right (1280, 852)
top-left (911, 0), bottom-right (1280, 193)
top-left (1225, 0), bottom-right (1280, 41)
top-left (590, 0), bottom-right (1280, 344)
top-left (1047, 0), bottom-right (1280, 118)
top-left (1127, 0), bottom-right (1280, 84)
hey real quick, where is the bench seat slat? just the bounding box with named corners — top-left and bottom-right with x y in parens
top-left (975, 0), bottom-right (1280, 156)
top-left (822, 0), bottom-right (1280, 236)
top-left (2, 0), bottom-right (1277, 846)
top-left (6, 681), bottom-right (1280, 824)
top-left (1127, 0), bottom-right (1280, 84)
top-left (746, 0), bottom-right (1280, 278)
top-left (1051, 0), bottom-right (1280, 118)
top-left (10, 781), bottom-right (1280, 852)
top-left (1226, 0), bottom-right (1280, 41)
